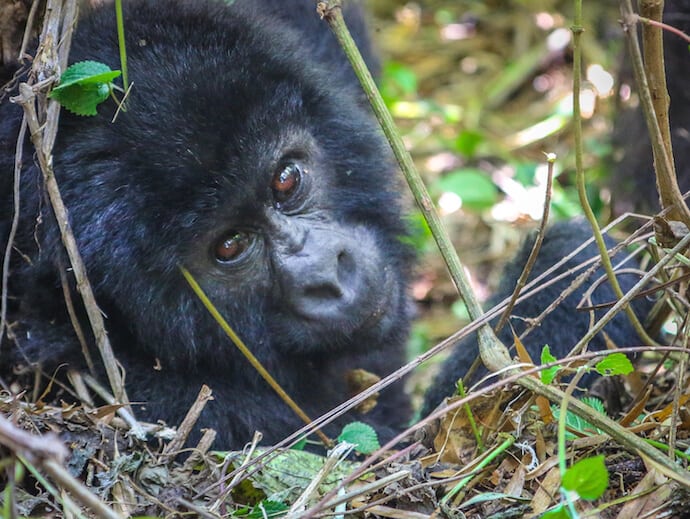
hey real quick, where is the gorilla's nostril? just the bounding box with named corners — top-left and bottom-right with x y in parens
top-left (304, 283), bottom-right (342, 301)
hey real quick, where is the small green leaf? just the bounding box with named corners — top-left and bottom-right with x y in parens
top-left (540, 503), bottom-right (572, 519)
top-left (561, 455), bottom-right (609, 500)
top-left (454, 129), bottom-right (484, 158)
top-left (595, 353), bottom-right (634, 376)
top-left (581, 396), bottom-right (606, 414)
top-left (400, 211), bottom-right (432, 252)
top-left (50, 61), bottom-right (121, 116)
top-left (540, 344), bottom-right (560, 385)
top-left (381, 61), bottom-right (418, 101)
top-left (435, 169), bottom-right (498, 211)
top-left (551, 397), bottom-right (605, 438)
top-left (291, 436), bottom-right (308, 451)
top-left (53, 61), bottom-right (122, 88)
top-left (337, 422), bottom-right (380, 454)
top-left (235, 500), bottom-right (288, 519)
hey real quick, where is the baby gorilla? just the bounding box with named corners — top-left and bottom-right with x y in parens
top-left (0, 0), bottom-right (413, 447)
top-left (1, 0), bottom-right (650, 449)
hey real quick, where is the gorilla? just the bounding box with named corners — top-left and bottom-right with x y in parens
top-left (1, 0), bottom-right (413, 446)
top-left (0, 0), bottom-right (650, 450)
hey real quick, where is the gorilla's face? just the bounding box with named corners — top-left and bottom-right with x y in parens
top-left (47, 2), bottom-right (413, 365)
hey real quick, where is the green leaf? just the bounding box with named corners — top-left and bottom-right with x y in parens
top-left (561, 455), bottom-right (609, 500)
top-left (540, 344), bottom-right (560, 385)
top-left (581, 396), bottom-right (606, 414)
top-left (400, 211), bottom-right (432, 252)
top-left (291, 437), bottom-right (308, 451)
top-left (229, 448), bottom-right (360, 504)
top-left (337, 422), bottom-right (380, 454)
top-left (435, 169), bottom-right (498, 211)
top-left (551, 397), bottom-right (605, 438)
top-left (50, 61), bottom-right (121, 116)
top-left (454, 129), bottom-right (484, 158)
top-left (53, 61), bottom-right (122, 88)
top-left (381, 61), bottom-right (418, 100)
top-left (513, 162), bottom-right (539, 186)
top-left (540, 503), bottom-right (572, 519)
top-left (595, 353), bottom-right (634, 376)
top-left (235, 500), bottom-right (288, 519)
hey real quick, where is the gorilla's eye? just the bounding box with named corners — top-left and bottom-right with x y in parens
top-left (214, 231), bottom-right (251, 263)
top-left (271, 162), bottom-right (303, 204)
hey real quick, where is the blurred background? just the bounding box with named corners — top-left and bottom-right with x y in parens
top-left (367, 0), bottom-right (635, 396)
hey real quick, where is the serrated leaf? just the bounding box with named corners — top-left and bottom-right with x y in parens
top-left (540, 344), bottom-right (560, 385)
top-left (50, 85), bottom-right (110, 116)
top-left (580, 396), bottom-right (606, 414)
top-left (50, 61), bottom-right (121, 116)
top-left (561, 455), bottom-right (609, 500)
top-left (52, 61), bottom-right (121, 90)
top-left (551, 397), bottom-right (605, 438)
top-left (595, 352), bottom-right (634, 376)
top-left (337, 422), bottom-right (380, 454)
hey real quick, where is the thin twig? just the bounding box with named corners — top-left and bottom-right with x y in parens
top-left (619, 0), bottom-right (690, 225)
top-left (14, 83), bottom-right (131, 408)
top-left (638, 14), bottom-right (690, 43)
top-left (161, 384), bottom-right (213, 459)
top-left (317, 0), bottom-right (510, 388)
top-left (57, 254), bottom-right (95, 375)
top-left (181, 266), bottom-right (331, 447)
top-left (18, 0), bottom-right (42, 61)
top-left (495, 154), bottom-right (555, 333)
top-left (0, 117), bottom-right (26, 348)
top-left (574, 0), bottom-right (659, 347)
top-left (82, 373), bottom-right (144, 440)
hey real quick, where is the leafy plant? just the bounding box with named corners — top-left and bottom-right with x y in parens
top-left (337, 422), bottom-right (380, 454)
top-left (49, 61), bottom-right (121, 116)
top-left (551, 396), bottom-right (606, 439)
top-left (234, 500), bottom-right (288, 519)
top-left (594, 352), bottom-right (634, 376)
top-left (540, 344), bottom-right (560, 385)
top-left (561, 455), bottom-right (609, 500)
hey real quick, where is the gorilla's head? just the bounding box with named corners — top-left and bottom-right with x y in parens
top-left (34, 0), bottom-right (414, 369)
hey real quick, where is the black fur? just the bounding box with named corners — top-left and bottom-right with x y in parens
top-left (0, 0), bottom-right (412, 447)
top-left (422, 220), bottom-right (652, 415)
